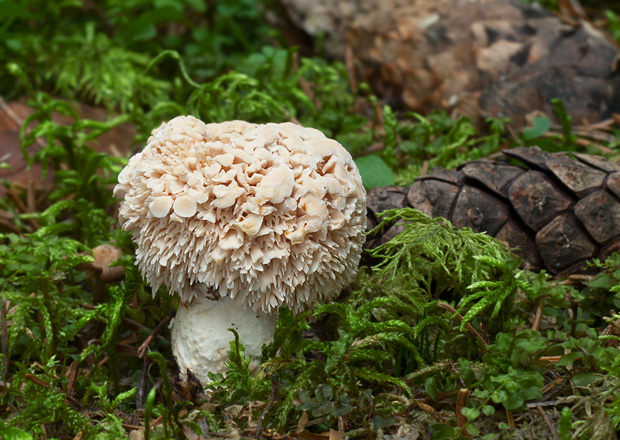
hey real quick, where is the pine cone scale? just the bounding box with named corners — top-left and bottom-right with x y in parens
top-left (574, 190), bottom-right (620, 244)
top-left (507, 170), bottom-right (573, 231)
top-left (451, 186), bottom-right (510, 236)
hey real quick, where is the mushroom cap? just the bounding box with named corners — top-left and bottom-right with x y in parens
top-left (114, 116), bottom-right (366, 314)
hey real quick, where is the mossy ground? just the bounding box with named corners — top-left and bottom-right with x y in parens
top-left (1, 1), bottom-right (620, 439)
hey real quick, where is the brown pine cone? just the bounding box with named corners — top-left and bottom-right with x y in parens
top-left (280, 0), bottom-right (620, 129)
top-left (366, 147), bottom-right (620, 275)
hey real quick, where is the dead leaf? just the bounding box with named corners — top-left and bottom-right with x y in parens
top-left (183, 425), bottom-right (202, 440)
top-left (296, 411), bottom-right (309, 434)
top-left (328, 429), bottom-right (343, 440)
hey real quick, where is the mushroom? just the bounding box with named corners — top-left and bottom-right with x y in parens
top-left (114, 116), bottom-right (366, 384)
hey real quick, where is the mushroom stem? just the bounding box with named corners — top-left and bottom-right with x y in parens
top-left (171, 295), bottom-right (277, 384)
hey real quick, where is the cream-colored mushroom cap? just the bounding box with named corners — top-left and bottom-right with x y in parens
top-left (114, 115), bottom-right (366, 314)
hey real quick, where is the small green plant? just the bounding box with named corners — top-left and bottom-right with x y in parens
top-left (392, 112), bottom-right (510, 185)
top-left (207, 330), bottom-right (271, 405)
top-left (207, 302), bottom-right (419, 433)
top-left (457, 255), bottom-right (533, 331)
top-left (368, 208), bottom-right (509, 301)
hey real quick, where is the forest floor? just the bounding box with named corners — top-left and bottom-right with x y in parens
top-left (2, 1), bottom-right (620, 439)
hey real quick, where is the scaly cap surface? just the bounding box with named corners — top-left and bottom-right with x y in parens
top-left (115, 116), bottom-right (366, 313)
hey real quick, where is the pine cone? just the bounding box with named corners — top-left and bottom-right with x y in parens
top-left (281, 0), bottom-right (620, 129)
top-left (366, 147), bottom-right (620, 275)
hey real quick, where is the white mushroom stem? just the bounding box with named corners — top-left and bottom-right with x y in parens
top-left (171, 295), bottom-right (277, 384)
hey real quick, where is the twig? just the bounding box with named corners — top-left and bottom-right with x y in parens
top-left (505, 123), bottom-right (519, 145)
top-left (448, 360), bottom-right (467, 388)
top-left (535, 404), bottom-right (562, 440)
top-left (561, 274), bottom-right (593, 285)
top-left (526, 400), bottom-right (563, 408)
top-left (0, 98), bottom-right (45, 148)
top-left (292, 51), bottom-right (321, 111)
top-left (542, 376), bottom-right (565, 395)
top-left (437, 302), bottom-right (487, 345)
top-left (137, 310), bottom-right (175, 358)
top-left (420, 161), bottom-right (429, 177)
top-left (65, 360), bottom-right (79, 399)
top-left (559, 0), bottom-right (588, 21)
top-left (151, 415), bottom-right (163, 427)
top-left (121, 317), bottom-right (169, 345)
top-left (1, 298), bottom-right (7, 375)
top-left (412, 400), bottom-right (445, 423)
top-left (581, 117), bottom-right (616, 131)
top-left (355, 142), bottom-right (385, 158)
top-left (298, 77), bottom-right (320, 111)
top-left (344, 43), bottom-right (357, 93)
top-left (539, 356), bottom-right (563, 363)
top-left (608, 318), bottom-right (620, 333)
top-left (24, 374), bottom-right (82, 408)
top-left (0, 218), bottom-right (21, 234)
top-left (10, 189), bottom-right (39, 230)
top-left (122, 423), bottom-right (143, 430)
top-left (531, 304), bottom-right (543, 332)
top-left (26, 182), bottom-right (36, 214)
top-left (81, 305), bottom-right (168, 345)
top-left (0, 97), bottom-right (22, 127)
top-left (7, 189), bottom-right (39, 231)
top-left (456, 388), bottom-right (471, 438)
top-left (256, 376), bottom-right (279, 439)
top-left (114, 343), bottom-right (140, 357)
top-left (84, 355), bottom-right (109, 377)
top-left (506, 408), bottom-right (515, 427)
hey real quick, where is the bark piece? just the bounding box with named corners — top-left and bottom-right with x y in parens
top-left (416, 167), bottom-right (462, 185)
top-left (503, 146), bottom-right (551, 170)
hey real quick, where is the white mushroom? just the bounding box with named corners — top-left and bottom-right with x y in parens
top-left (114, 116), bottom-right (366, 385)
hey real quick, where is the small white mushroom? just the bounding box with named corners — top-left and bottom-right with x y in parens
top-left (114, 116), bottom-right (366, 385)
